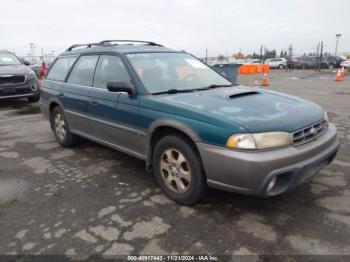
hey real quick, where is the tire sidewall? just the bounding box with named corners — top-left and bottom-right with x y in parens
top-left (153, 135), bottom-right (206, 205)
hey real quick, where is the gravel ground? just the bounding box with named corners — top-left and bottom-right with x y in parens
top-left (0, 69), bottom-right (349, 259)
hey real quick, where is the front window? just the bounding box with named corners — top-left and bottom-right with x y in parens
top-left (0, 53), bottom-right (22, 66)
top-left (126, 52), bottom-right (231, 93)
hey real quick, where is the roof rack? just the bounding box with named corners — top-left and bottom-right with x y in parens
top-left (65, 40), bottom-right (163, 52)
top-left (98, 40), bottom-right (163, 47)
top-left (65, 43), bottom-right (101, 52)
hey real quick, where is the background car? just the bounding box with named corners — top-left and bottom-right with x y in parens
top-left (326, 55), bottom-right (345, 69)
top-left (340, 60), bottom-right (350, 68)
top-left (294, 56), bottom-right (329, 69)
top-left (266, 58), bottom-right (286, 69)
top-left (0, 50), bottom-right (40, 102)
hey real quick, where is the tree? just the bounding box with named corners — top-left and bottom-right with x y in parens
top-left (217, 54), bottom-right (225, 61)
top-left (233, 52), bottom-right (245, 59)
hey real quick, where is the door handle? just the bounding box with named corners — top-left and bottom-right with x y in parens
top-left (90, 99), bottom-right (98, 105)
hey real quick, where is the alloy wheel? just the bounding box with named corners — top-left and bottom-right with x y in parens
top-left (54, 113), bottom-right (66, 141)
top-left (160, 149), bottom-right (192, 193)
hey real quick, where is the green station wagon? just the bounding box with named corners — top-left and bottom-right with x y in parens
top-left (40, 40), bottom-right (339, 205)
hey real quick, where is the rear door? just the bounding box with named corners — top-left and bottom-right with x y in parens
top-left (89, 54), bottom-right (143, 157)
top-left (61, 55), bottom-right (99, 135)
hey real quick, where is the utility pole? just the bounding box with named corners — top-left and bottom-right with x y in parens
top-left (205, 48), bottom-right (208, 64)
top-left (335, 34), bottom-right (341, 55)
top-left (41, 48), bottom-right (44, 62)
top-left (287, 44), bottom-right (293, 70)
top-left (29, 43), bottom-right (36, 63)
top-left (319, 41), bottom-right (323, 72)
top-left (259, 45), bottom-right (263, 64)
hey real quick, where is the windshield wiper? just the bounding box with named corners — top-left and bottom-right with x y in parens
top-left (206, 84), bottom-right (236, 89)
top-left (151, 84), bottom-right (236, 95)
top-left (152, 89), bottom-right (196, 95)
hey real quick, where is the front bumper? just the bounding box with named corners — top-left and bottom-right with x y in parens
top-left (0, 78), bottom-right (39, 99)
top-left (197, 123), bottom-right (339, 196)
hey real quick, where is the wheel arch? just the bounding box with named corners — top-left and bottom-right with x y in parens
top-left (48, 99), bottom-right (64, 129)
top-left (145, 120), bottom-right (201, 171)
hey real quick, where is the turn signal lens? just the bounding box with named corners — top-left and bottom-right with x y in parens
top-left (226, 134), bottom-right (256, 149)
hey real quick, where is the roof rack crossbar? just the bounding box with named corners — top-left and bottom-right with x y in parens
top-left (98, 40), bottom-right (163, 47)
top-left (65, 42), bottom-right (100, 52)
top-left (65, 40), bottom-right (163, 52)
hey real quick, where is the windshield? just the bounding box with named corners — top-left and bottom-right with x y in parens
top-left (126, 52), bottom-right (231, 93)
top-left (0, 53), bottom-right (22, 66)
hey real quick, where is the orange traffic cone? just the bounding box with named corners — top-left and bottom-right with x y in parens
top-left (261, 73), bottom-right (269, 86)
top-left (335, 69), bottom-right (342, 81)
top-left (340, 66), bottom-right (345, 77)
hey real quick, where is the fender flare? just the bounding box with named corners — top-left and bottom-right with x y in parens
top-left (145, 119), bottom-right (201, 169)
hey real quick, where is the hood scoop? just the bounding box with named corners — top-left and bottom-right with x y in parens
top-left (227, 91), bottom-right (260, 99)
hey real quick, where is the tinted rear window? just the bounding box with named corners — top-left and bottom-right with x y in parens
top-left (47, 56), bottom-right (77, 82)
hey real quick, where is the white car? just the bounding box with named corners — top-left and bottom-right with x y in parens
top-left (340, 60), bottom-right (350, 68)
top-left (266, 58), bottom-right (287, 69)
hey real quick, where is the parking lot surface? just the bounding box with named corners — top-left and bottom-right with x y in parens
top-left (0, 70), bottom-right (349, 257)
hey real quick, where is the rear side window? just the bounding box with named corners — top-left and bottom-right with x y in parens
top-left (47, 56), bottom-right (77, 81)
top-left (67, 56), bottom-right (99, 86)
top-left (93, 55), bottom-right (131, 89)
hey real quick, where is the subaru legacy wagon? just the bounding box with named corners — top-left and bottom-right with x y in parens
top-left (40, 40), bottom-right (339, 205)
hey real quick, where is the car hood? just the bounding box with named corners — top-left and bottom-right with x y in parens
top-left (0, 64), bottom-right (31, 75)
top-left (148, 86), bottom-right (324, 133)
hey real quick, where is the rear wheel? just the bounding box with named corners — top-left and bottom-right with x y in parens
top-left (51, 106), bottom-right (78, 147)
top-left (153, 135), bottom-right (206, 205)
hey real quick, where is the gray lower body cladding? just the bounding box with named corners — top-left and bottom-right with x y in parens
top-left (197, 123), bottom-right (339, 196)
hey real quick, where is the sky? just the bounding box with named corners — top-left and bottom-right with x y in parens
top-left (1, 0), bottom-right (349, 58)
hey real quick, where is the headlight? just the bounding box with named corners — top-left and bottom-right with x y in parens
top-left (27, 70), bottom-right (36, 77)
top-left (226, 132), bottom-right (292, 150)
top-left (324, 111), bottom-right (329, 123)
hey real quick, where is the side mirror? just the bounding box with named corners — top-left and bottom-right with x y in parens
top-left (23, 60), bottom-right (30, 66)
top-left (107, 81), bottom-right (135, 95)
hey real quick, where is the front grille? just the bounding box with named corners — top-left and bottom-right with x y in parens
top-left (0, 75), bottom-right (26, 85)
top-left (0, 87), bottom-right (31, 96)
top-left (292, 120), bottom-right (328, 146)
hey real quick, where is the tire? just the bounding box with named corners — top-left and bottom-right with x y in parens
top-left (51, 106), bottom-right (78, 147)
top-left (152, 134), bottom-right (206, 205)
top-left (28, 95), bottom-right (40, 103)
top-left (329, 64), bottom-right (334, 69)
top-left (278, 64), bottom-right (285, 69)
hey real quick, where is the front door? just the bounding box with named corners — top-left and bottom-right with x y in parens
top-left (89, 55), bottom-right (143, 157)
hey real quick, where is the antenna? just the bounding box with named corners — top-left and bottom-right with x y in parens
top-left (145, 25), bottom-right (180, 50)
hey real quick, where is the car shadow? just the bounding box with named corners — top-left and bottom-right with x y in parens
top-left (0, 98), bottom-right (41, 115)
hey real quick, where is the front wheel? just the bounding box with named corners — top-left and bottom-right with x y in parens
top-left (153, 135), bottom-right (206, 205)
top-left (51, 106), bottom-right (79, 147)
top-left (278, 64), bottom-right (285, 69)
